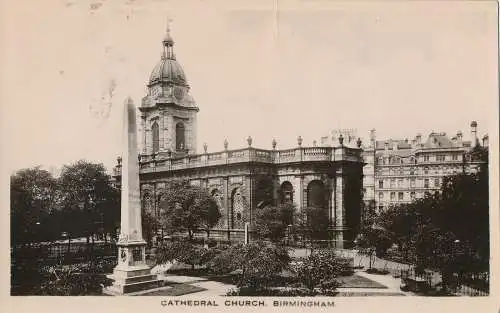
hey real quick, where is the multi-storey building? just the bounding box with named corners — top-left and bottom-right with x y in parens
top-left (360, 123), bottom-right (488, 212)
top-left (112, 27), bottom-right (365, 247)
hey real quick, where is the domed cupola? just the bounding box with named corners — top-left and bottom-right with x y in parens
top-left (148, 23), bottom-right (188, 87)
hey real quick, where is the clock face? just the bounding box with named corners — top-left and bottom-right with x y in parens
top-left (173, 87), bottom-right (184, 101)
top-left (151, 86), bottom-right (161, 97)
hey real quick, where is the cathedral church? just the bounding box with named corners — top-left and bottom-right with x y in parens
top-left (112, 27), bottom-right (365, 248)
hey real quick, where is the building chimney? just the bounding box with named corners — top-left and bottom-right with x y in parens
top-left (451, 136), bottom-right (457, 146)
top-left (370, 129), bottom-right (376, 147)
top-left (482, 134), bottom-right (489, 148)
top-left (456, 131), bottom-right (463, 147)
top-left (470, 121), bottom-right (478, 146)
top-left (393, 141), bottom-right (398, 151)
top-left (415, 133), bottom-right (422, 146)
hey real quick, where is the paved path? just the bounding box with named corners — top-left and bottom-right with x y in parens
top-left (152, 248), bottom-right (418, 297)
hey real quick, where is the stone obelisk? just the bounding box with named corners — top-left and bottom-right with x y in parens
top-left (104, 97), bottom-right (163, 295)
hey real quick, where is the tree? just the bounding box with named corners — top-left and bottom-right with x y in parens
top-left (11, 167), bottom-right (59, 245)
top-left (58, 160), bottom-right (118, 253)
top-left (158, 180), bottom-right (221, 240)
top-left (253, 203), bottom-right (295, 243)
top-left (295, 206), bottom-right (330, 244)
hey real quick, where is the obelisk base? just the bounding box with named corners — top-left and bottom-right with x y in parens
top-left (103, 242), bottom-right (166, 295)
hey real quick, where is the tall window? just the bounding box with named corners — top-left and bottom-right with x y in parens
top-left (434, 178), bottom-right (440, 188)
top-left (410, 178), bottom-right (416, 188)
top-left (378, 192), bottom-right (384, 201)
top-left (423, 155), bottom-right (430, 162)
top-left (176, 122), bottom-right (185, 151)
top-left (410, 192), bottom-right (416, 200)
top-left (280, 181), bottom-right (294, 205)
top-left (397, 179), bottom-right (404, 188)
top-left (398, 192), bottom-right (404, 201)
top-left (378, 180), bottom-right (384, 189)
top-left (390, 179), bottom-right (395, 188)
top-left (390, 192), bottom-right (395, 201)
top-left (152, 122), bottom-right (159, 153)
top-left (452, 154), bottom-right (458, 161)
top-left (424, 179), bottom-right (429, 188)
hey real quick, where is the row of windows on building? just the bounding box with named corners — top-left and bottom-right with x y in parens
top-left (377, 177), bottom-right (442, 189)
top-left (376, 166), bottom-right (461, 176)
top-left (376, 154), bottom-right (461, 165)
top-left (378, 191), bottom-right (432, 202)
top-left (150, 121), bottom-right (186, 153)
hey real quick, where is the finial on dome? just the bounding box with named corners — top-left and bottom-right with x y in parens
top-left (162, 17), bottom-right (174, 59)
top-left (163, 17), bottom-right (174, 46)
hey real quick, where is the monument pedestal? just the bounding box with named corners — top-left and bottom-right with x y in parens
top-left (103, 241), bottom-right (165, 295)
top-left (103, 97), bottom-right (168, 296)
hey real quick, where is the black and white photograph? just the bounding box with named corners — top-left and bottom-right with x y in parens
top-left (1, 0), bottom-right (498, 312)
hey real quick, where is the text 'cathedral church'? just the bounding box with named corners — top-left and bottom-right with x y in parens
top-left (113, 26), bottom-right (365, 248)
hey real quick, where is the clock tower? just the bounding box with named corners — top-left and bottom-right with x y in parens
top-left (139, 23), bottom-right (199, 158)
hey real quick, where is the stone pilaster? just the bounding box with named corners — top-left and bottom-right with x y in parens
top-left (334, 171), bottom-right (346, 248)
top-left (159, 112), bottom-right (165, 150)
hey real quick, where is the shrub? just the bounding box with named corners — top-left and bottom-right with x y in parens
top-left (33, 264), bottom-right (112, 296)
top-left (292, 249), bottom-right (347, 293)
top-left (209, 241), bottom-right (291, 289)
top-left (156, 241), bottom-right (223, 270)
top-left (206, 238), bottom-right (217, 248)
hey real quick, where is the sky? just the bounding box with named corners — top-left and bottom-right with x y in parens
top-left (1, 0), bottom-right (498, 174)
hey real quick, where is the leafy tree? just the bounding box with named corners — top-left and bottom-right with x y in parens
top-left (58, 160), bottom-right (118, 253)
top-left (370, 148), bottom-right (489, 288)
top-left (254, 176), bottom-right (275, 208)
top-left (295, 206), bottom-right (330, 243)
top-left (10, 167), bottom-right (59, 245)
top-left (210, 241), bottom-right (291, 289)
top-left (158, 180), bottom-right (221, 240)
top-left (253, 203), bottom-right (295, 243)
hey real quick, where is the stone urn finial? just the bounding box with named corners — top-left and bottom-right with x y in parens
top-left (203, 142), bottom-right (208, 153)
top-left (224, 139), bottom-right (228, 150)
top-left (297, 136), bottom-right (303, 147)
top-left (247, 136), bottom-right (253, 147)
top-left (338, 134), bottom-right (344, 146)
top-left (117, 156), bottom-right (122, 166)
top-left (272, 138), bottom-right (277, 150)
top-left (313, 140), bottom-right (317, 147)
top-left (356, 137), bottom-right (362, 148)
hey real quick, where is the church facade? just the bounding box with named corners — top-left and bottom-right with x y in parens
top-left (112, 28), bottom-right (365, 248)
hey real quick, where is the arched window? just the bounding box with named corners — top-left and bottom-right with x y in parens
top-left (307, 180), bottom-right (327, 209)
top-left (280, 181), bottom-right (294, 204)
top-left (231, 188), bottom-right (245, 229)
top-left (152, 122), bottom-right (159, 153)
top-left (176, 122), bottom-right (185, 151)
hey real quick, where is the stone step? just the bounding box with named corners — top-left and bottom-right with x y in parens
top-left (104, 279), bottom-right (166, 295)
top-left (123, 274), bottom-right (158, 284)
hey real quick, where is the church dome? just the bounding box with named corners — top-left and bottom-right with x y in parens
top-left (148, 24), bottom-right (188, 86)
top-left (149, 58), bottom-right (187, 85)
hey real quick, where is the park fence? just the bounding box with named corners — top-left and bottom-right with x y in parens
top-left (12, 241), bottom-right (118, 265)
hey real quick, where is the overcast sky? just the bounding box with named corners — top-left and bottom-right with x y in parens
top-left (1, 0), bottom-right (497, 174)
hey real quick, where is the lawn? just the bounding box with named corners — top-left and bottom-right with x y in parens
top-left (336, 274), bottom-right (388, 289)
